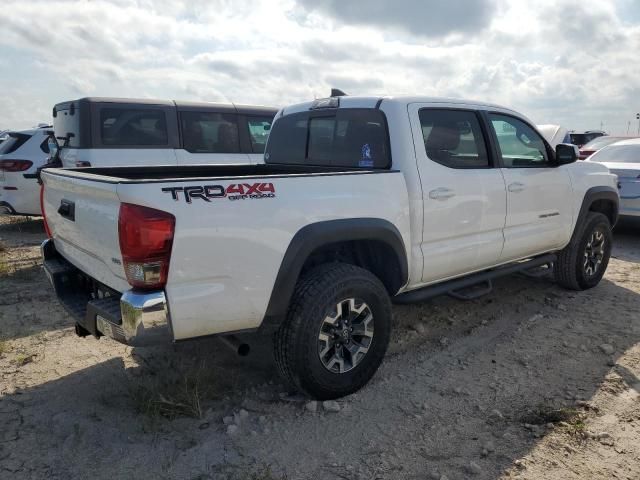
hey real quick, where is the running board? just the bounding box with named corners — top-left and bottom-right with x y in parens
top-left (394, 254), bottom-right (557, 305)
top-left (519, 261), bottom-right (554, 278)
top-left (448, 279), bottom-right (493, 300)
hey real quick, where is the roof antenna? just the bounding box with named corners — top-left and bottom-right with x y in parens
top-left (331, 88), bottom-right (348, 97)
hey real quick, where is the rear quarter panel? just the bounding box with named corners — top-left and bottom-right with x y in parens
top-left (117, 171), bottom-right (411, 339)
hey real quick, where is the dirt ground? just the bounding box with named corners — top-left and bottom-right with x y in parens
top-left (1, 215), bottom-right (639, 480)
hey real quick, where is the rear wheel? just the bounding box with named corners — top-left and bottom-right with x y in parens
top-left (554, 212), bottom-right (612, 290)
top-left (274, 263), bottom-right (391, 400)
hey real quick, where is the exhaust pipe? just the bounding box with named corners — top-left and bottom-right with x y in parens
top-left (219, 335), bottom-right (250, 357)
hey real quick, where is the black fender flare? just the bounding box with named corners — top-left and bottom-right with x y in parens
top-left (260, 218), bottom-right (408, 331)
top-left (570, 186), bottom-right (619, 246)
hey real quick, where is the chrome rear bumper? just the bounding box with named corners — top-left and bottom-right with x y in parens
top-left (41, 238), bottom-right (173, 346)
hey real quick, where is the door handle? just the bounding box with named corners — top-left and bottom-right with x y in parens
top-left (508, 182), bottom-right (526, 193)
top-left (429, 187), bottom-right (456, 200)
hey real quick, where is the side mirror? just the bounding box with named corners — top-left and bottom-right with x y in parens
top-left (556, 143), bottom-right (578, 165)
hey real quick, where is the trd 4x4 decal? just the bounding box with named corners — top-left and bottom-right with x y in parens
top-left (162, 182), bottom-right (276, 203)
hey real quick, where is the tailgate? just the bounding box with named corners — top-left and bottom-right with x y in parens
top-left (42, 170), bottom-right (129, 292)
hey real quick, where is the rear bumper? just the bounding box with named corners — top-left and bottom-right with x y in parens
top-left (41, 239), bottom-right (172, 346)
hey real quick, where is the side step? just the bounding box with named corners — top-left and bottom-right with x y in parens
top-left (448, 279), bottom-right (492, 300)
top-left (394, 253), bottom-right (556, 305)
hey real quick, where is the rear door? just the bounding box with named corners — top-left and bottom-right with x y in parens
top-left (487, 112), bottom-right (573, 261)
top-left (409, 104), bottom-right (507, 283)
top-left (175, 110), bottom-right (252, 165)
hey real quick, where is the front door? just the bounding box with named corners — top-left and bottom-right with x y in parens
top-left (409, 105), bottom-right (507, 284)
top-left (487, 113), bottom-right (573, 262)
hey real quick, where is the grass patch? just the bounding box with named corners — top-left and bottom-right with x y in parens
top-left (129, 372), bottom-right (204, 421)
top-left (14, 353), bottom-right (35, 366)
top-left (0, 340), bottom-right (9, 355)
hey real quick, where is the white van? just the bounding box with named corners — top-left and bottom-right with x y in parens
top-left (51, 98), bottom-right (278, 168)
top-left (0, 126), bottom-right (52, 216)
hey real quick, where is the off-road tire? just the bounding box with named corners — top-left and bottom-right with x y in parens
top-left (274, 263), bottom-right (392, 400)
top-left (554, 212), bottom-right (612, 290)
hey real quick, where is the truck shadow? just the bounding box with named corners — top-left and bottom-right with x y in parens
top-left (2, 271), bottom-right (639, 479)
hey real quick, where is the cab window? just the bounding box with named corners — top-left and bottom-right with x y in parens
top-left (100, 109), bottom-right (168, 146)
top-left (419, 109), bottom-right (489, 168)
top-left (490, 114), bottom-right (550, 167)
top-left (246, 116), bottom-right (273, 153)
top-left (181, 112), bottom-right (240, 153)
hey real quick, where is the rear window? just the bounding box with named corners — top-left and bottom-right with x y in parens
top-left (0, 133), bottom-right (31, 155)
top-left (590, 145), bottom-right (640, 163)
top-left (265, 109), bottom-right (390, 168)
top-left (181, 112), bottom-right (240, 153)
top-left (101, 108), bottom-right (168, 146)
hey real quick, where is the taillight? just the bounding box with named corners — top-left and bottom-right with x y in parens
top-left (0, 160), bottom-right (33, 172)
top-left (75, 161), bottom-right (92, 168)
top-left (118, 203), bottom-right (175, 290)
top-left (40, 184), bottom-right (52, 238)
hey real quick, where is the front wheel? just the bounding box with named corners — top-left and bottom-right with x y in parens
top-left (274, 263), bottom-right (392, 400)
top-left (554, 212), bottom-right (612, 290)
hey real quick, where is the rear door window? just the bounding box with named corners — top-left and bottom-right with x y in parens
top-left (265, 108), bottom-right (391, 168)
top-left (246, 116), bottom-right (273, 153)
top-left (0, 133), bottom-right (32, 155)
top-left (419, 109), bottom-right (489, 168)
top-left (181, 112), bottom-right (240, 153)
top-left (100, 108), bottom-right (168, 146)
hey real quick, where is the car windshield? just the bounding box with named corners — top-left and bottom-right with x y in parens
top-left (582, 137), bottom-right (627, 150)
top-left (590, 144), bottom-right (640, 164)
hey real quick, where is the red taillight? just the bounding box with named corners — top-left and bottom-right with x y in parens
top-left (0, 160), bottom-right (33, 172)
top-left (118, 203), bottom-right (175, 290)
top-left (40, 184), bottom-right (52, 238)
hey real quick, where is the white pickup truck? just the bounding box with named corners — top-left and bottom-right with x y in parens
top-left (41, 95), bottom-right (619, 399)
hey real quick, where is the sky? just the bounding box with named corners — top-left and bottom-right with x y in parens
top-left (1, 0), bottom-right (640, 133)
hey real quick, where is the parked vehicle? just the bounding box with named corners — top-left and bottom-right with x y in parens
top-left (40, 95), bottom-right (619, 399)
top-left (578, 136), bottom-right (638, 160)
top-left (569, 130), bottom-right (607, 148)
top-left (51, 98), bottom-right (278, 168)
top-left (0, 130), bottom-right (9, 145)
top-left (0, 126), bottom-right (52, 215)
top-left (588, 138), bottom-right (640, 217)
top-left (536, 124), bottom-right (570, 149)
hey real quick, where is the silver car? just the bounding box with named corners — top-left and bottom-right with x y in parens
top-left (589, 138), bottom-right (640, 217)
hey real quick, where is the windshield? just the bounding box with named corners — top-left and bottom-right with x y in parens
top-left (590, 144), bottom-right (640, 164)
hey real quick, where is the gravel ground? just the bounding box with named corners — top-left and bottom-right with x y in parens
top-left (1, 215), bottom-right (639, 480)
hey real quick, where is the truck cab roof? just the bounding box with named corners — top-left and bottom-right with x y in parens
top-left (281, 95), bottom-right (521, 117)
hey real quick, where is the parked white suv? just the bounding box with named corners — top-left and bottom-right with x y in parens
top-left (50, 98), bottom-right (278, 168)
top-left (0, 126), bottom-right (52, 216)
top-left (41, 94), bottom-right (619, 399)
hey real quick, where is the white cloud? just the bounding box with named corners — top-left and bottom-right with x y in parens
top-left (0, 0), bottom-right (639, 134)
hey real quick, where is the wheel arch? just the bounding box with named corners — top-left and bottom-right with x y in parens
top-left (261, 218), bottom-right (408, 332)
top-left (570, 186), bottom-right (619, 246)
